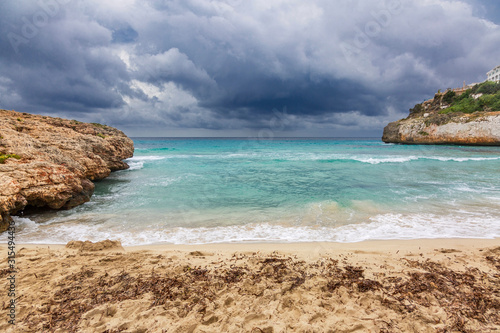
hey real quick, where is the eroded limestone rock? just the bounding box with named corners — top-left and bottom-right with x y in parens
top-left (382, 111), bottom-right (500, 145)
top-left (0, 110), bottom-right (134, 231)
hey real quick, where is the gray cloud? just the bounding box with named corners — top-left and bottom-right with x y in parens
top-left (0, 0), bottom-right (499, 136)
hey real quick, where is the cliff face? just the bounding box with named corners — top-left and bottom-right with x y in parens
top-left (382, 111), bottom-right (500, 145)
top-left (0, 110), bottom-right (134, 231)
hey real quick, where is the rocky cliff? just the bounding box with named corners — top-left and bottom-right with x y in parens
top-left (0, 109), bottom-right (134, 232)
top-left (382, 111), bottom-right (500, 145)
top-left (383, 83), bottom-right (500, 145)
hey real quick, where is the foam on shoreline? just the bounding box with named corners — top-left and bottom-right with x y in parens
top-left (10, 211), bottom-right (500, 246)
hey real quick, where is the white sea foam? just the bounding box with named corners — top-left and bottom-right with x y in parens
top-left (8, 212), bottom-right (500, 246)
top-left (351, 155), bottom-right (500, 164)
top-left (12, 216), bottom-right (39, 229)
top-left (352, 156), bottom-right (419, 164)
top-left (127, 156), bottom-right (165, 161)
top-left (429, 156), bottom-right (500, 162)
top-left (452, 184), bottom-right (484, 193)
top-left (127, 162), bottom-right (144, 170)
top-left (125, 153), bottom-right (500, 165)
top-left (125, 155), bottom-right (166, 170)
top-left (144, 213), bottom-right (500, 245)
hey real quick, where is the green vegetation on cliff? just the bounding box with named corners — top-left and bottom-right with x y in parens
top-left (0, 153), bottom-right (21, 164)
top-left (407, 81), bottom-right (500, 119)
top-left (439, 81), bottom-right (500, 114)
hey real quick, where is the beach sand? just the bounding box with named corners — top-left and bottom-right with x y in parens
top-left (1, 238), bottom-right (499, 332)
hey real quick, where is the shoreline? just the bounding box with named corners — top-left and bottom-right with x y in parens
top-left (1, 237), bottom-right (499, 332)
top-left (6, 237), bottom-right (500, 253)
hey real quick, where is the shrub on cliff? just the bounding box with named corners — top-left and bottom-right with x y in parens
top-left (441, 90), bottom-right (500, 114)
top-left (443, 98), bottom-right (475, 114)
top-left (438, 81), bottom-right (500, 114)
top-left (442, 90), bottom-right (456, 104)
top-left (455, 90), bottom-right (471, 101)
top-left (409, 103), bottom-right (423, 115)
top-left (475, 81), bottom-right (500, 95)
top-left (478, 92), bottom-right (500, 111)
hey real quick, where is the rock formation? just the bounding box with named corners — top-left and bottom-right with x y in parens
top-left (382, 111), bottom-right (500, 145)
top-left (382, 88), bottom-right (500, 145)
top-left (0, 109), bottom-right (134, 232)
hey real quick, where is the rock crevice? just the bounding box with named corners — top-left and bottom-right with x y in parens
top-left (0, 110), bottom-right (134, 231)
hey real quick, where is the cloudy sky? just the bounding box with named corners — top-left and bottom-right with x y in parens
top-left (0, 0), bottom-right (499, 137)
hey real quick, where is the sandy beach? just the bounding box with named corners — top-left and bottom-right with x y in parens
top-left (1, 238), bottom-right (499, 333)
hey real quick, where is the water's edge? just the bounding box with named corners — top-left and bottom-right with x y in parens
top-left (9, 138), bottom-right (500, 246)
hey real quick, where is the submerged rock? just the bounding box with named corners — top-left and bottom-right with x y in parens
top-left (0, 109), bottom-right (134, 231)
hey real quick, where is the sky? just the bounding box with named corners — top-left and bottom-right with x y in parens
top-left (0, 0), bottom-right (499, 137)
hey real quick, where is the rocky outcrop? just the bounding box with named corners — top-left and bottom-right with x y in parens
top-left (382, 111), bottom-right (500, 145)
top-left (383, 111), bottom-right (500, 145)
top-left (383, 82), bottom-right (500, 145)
top-left (0, 109), bottom-right (134, 232)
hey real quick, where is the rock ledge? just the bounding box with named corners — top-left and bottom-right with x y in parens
top-left (0, 109), bottom-right (134, 231)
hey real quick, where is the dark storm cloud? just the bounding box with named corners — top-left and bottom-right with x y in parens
top-left (112, 25), bottom-right (138, 44)
top-left (0, 0), bottom-right (499, 136)
top-left (0, 1), bottom-right (130, 112)
top-left (133, 48), bottom-right (218, 98)
top-left (203, 76), bottom-right (384, 117)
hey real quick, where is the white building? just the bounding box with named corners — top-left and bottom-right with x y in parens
top-left (487, 65), bottom-right (500, 82)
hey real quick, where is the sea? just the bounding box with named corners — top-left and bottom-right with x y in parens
top-left (12, 138), bottom-right (500, 245)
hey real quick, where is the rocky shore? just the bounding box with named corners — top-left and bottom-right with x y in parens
top-left (382, 111), bottom-right (500, 145)
top-left (0, 110), bottom-right (134, 232)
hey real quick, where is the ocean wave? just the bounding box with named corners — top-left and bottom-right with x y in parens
top-left (153, 213), bottom-right (500, 244)
top-left (351, 156), bottom-right (419, 164)
top-left (8, 212), bottom-right (500, 246)
top-left (126, 156), bottom-right (166, 161)
top-left (127, 162), bottom-right (144, 170)
top-left (124, 154), bottom-right (500, 169)
top-left (125, 155), bottom-right (166, 170)
top-left (125, 153), bottom-right (500, 165)
top-left (344, 155), bottom-right (500, 164)
top-left (11, 216), bottom-right (39, 229)
top-left (428, 156), bottom-right (500, 162)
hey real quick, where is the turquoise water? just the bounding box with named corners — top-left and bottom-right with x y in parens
top-left (15, 138), bottom-right (500, 245)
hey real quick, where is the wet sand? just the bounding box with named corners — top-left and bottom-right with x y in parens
top-left (1, 238), bottom-right (499, 332)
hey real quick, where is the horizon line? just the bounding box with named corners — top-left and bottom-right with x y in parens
top-left (129, 136), bottom-right (382, 139)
